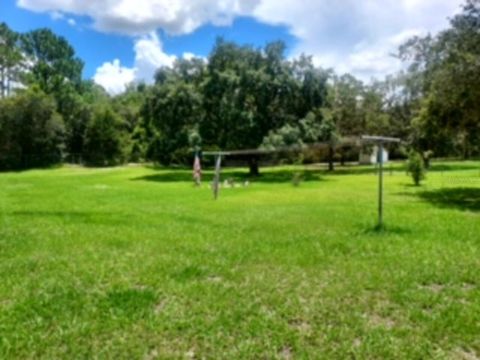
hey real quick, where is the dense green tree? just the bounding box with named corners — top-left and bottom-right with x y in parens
top-left (142, 64), bottom-right (203, 164)
top-left (19, 28), bottom-right (93, 162)
top-left (328, 74), bottom-right (364, 136)
top-left (291, 54), bottom-right (330, 118)
top-left (83, 106), bottom-right (127, 166)
top-left (380, 74), bottom-right (416, 142)
top-left (360, 82), bottom-right (391, 136)
top-left (262, 110), bottom-right (326, 150)
top-left (0, 87), bottom-right (64, 169)
top-left (55, 83), bottom-right (90, 160)
top-left (399, 0), bottom-right (480, 157)
top-left (2, 5), bottom-right (479, 172)
top-left (0, 22), bottom-right (24, 98)
top-left (21, 28), bottom-right (84, 94)
top-left (200, 39), bottom-right (325, 175)
top-left (112, 83), bottom-right (148, 162)
top-left (318, 109), bottom-right (339, 171)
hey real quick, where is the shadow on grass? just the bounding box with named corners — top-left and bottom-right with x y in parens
top-left (100, 288), bottom-right (157, 318)
top-left (132, 168), bottom-right (328, 184)
top-left (9, 210), bottom-right (126, 225)
top-left (428, 162), bottom-right (480, 172)
top-left (359, 224), bottom-right (413, 236)
top-left (306, 164), bottom-right (382, 176)
top-left (320, 161), bottom-right (479, 176)
top-left (171, 265), bottom-right (207, 282)
top-left (0, 163), bottom-right (63, 174)
top-left (310, 161), bottom-right (479, 176)
top-left (138, 162), bottom-right (415, 182)
top-left (417, 187), bottom-right (480, 212)
top-left (9, 210), bottom-right (226, 230)
top-left (135, 160), bottom-right (479, 183)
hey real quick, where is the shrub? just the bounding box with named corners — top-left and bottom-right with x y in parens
top-left (406, 151), bottom-right (426, 186)
top-left (291, 172), bottom-right (304, 187)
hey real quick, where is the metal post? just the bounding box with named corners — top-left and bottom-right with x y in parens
top-left (213, 155), bottom-right (222, 200)
top-left (361, 136), bottom-right (400, 228)
top-left (378, 143), bottom-right (384, 228)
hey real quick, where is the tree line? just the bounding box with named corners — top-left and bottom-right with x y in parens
top-left (0, 0), bottom-right (479, 172)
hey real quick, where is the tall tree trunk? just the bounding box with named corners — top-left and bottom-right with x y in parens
top-left (6, 70), bottom-right (10, 97)
top-left (0, 67), bottom-right (5, 98)
top-left (462, 131), bottom-right (470, 160)
top-left (423, 157), bottom-right (430, 169)
top-left (463, 139), bottom-right (470, 160)
top-left (328, 145), bottom-right (335, 171)
top-left (248, 156), bottom-right (260, 177)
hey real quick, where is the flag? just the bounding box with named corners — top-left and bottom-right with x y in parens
top-left (193, 153), bottom-right (202, 185)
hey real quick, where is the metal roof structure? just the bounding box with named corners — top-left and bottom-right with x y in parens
top-left (201, 135), bottom-right (401, 229)
top-left (202, 137), bottom-right (362, 157)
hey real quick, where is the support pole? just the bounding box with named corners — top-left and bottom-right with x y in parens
top-left (361, 136), bottom-right (400, 228)
top-left (213, 155), bottom-right (222, 200)
top-left (378, 143), bottom-right (384, 228)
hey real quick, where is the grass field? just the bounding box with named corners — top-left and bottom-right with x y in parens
top-left (0, 161), bottom-right (479, 359)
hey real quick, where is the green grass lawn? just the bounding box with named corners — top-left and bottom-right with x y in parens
top-left (0, 161), bottom-right (479, 359)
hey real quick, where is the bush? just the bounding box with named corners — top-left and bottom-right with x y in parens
top-left (406, 151), bottom-right (426, 186)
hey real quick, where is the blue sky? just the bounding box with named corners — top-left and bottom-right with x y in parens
top-left (1, 0), bottom-right (463, 94)
top-left (1, 1), bottom-right (295, 78)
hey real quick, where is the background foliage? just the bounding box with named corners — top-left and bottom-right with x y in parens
top-left (0, 0), bottom-right (479, 171)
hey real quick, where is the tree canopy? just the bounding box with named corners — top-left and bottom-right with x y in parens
top-left (0, 0), bottom-right (479, 171)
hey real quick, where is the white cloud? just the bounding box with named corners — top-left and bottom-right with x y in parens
top-left (93, 59), bottom-right (136, 95)
top-left (93, 33), bottom-right (205, 94)
top-left (310, 28), bottom-right (427, 81)
top-left (133, 32), bottom-right (176, 82)
top-left (182, 52), bottom-right (208, 63)
top-left (17, 0), bottom-right (258, 35)
top-left (49, 10), bottom-right (64, 20)
top-left (50, 10), bottom-right (77, 27)
top-left (253, 0), bottom-right (463, 80)
top-left (182, 52), bottom-right (196, 61)
top-left (19, 0), bottom-right (465, 80)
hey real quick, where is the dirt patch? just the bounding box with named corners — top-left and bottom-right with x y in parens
top-left (368, 313), bottom-right (396, 329)
top-left (449, 348), bottom-right (480, 360)
top-left (206, 275), bottom-right (223, 283)
top-left (289, 318), bottom-right (312, 334)
top-left (279, 346), bottom-right (293, 360)
top-left (144, 348), bottom-right (159, 360)
top-left (353, 338), bottom-right (362, 348)
top-left (419, 283), bottom-right (445, 293)
top-left (461, 283), bottom-right (476, 291)
top-left (154, 299), bottom-right (167, 315)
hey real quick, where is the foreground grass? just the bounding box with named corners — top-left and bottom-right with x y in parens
top-left (0, 161), bottom-right (479, 359)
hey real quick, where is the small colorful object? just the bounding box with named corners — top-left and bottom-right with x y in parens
top-left (193, 153), bottom-right (202, 186)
